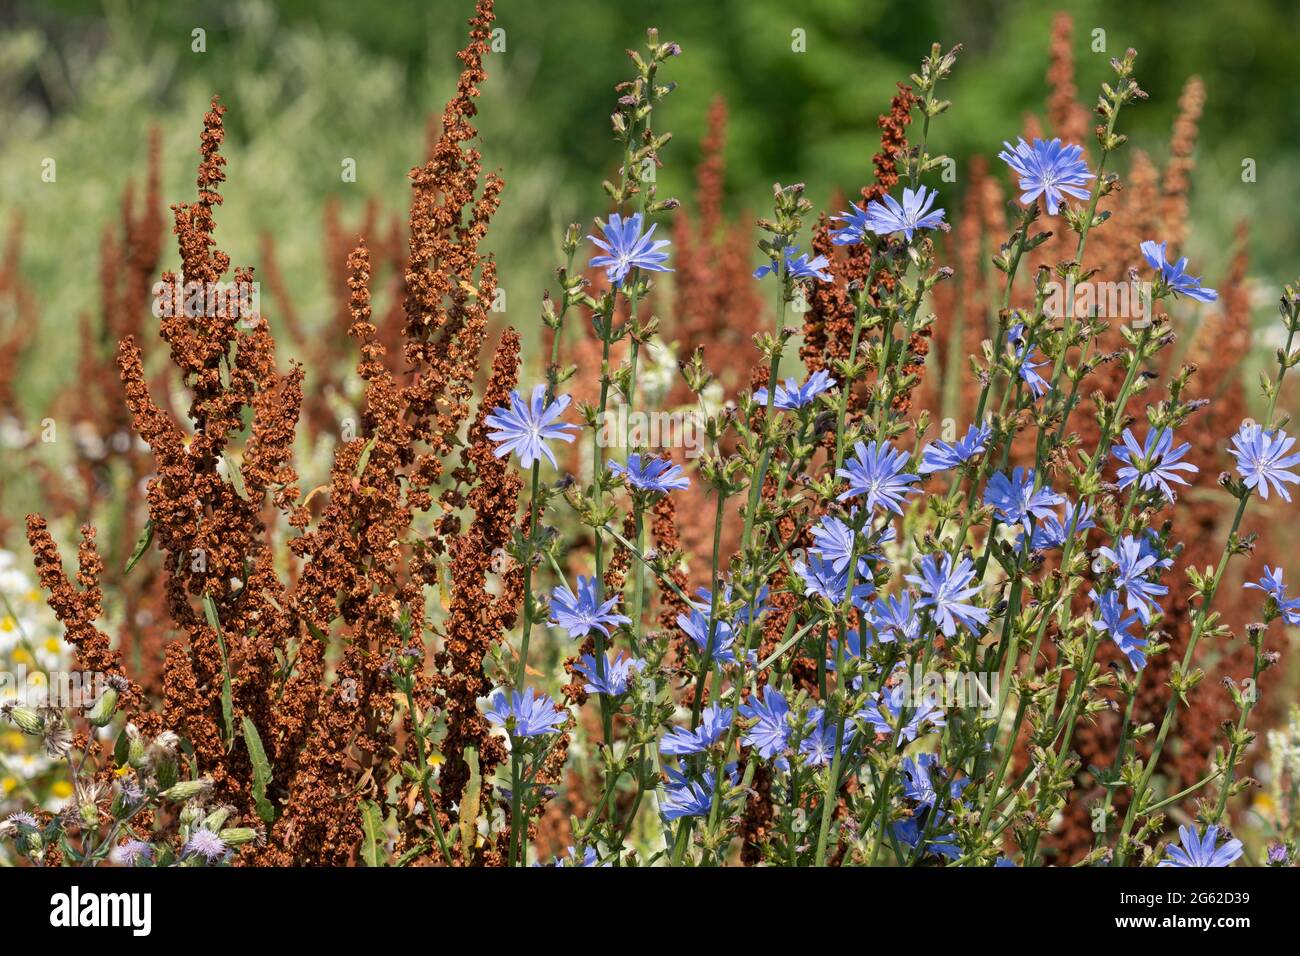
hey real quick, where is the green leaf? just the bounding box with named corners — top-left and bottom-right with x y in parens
top-left (241, 716), bottom-right (276, 824)
top-left (354, 435), bottom-right (377, 478)
top-left (123, 519), bottom-right (154, 575)
top-left (393, 840), bottom-right (430, 867)
top-left (360, 799), bottom-right (386, 867)
top-left (113, 726), bottom-right (131, 767)
top-left (202, 592), bottom-right (236, 750)
top-left (223, 454), bottom-right (249, 500)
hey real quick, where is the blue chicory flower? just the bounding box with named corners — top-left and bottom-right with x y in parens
top-left (588, 212), bottom-right (672, 286)
top-left (754, 245), bottom-right (833, 282)
top-left (1140, 240), bottom-right (1217, 302)
top-left (573, 651), bottom-right (645, 696)
top-left (998, 137), bottom-right (1094, 215)
top-left (484, 384), bottom-right (579, 469)
top-left (918, 423), bottom-right (993, 474)
top-left (753, 369), bottom-right (837, 410)
top-left (549, 575), bottom-right (631, 638)
top-left (608, 452), bottom-right (690, 492)
top-left (1229, 422), bottom-right (1300, 502)
top-left (836, 441), bottom-right (920, 515)
top-left (1158, 825), bottom-right (1243, 867)
top-left (906, 553), bottom-right (990, 637)
top-left (486, 687), bottom-right (568, 738)
top-left (1112, 427), bottom-right (1198, 501)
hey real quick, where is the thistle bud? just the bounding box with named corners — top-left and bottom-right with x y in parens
top-left (160, 778), bottom-right (212, 802)
top-left (85, 685), bottom-right (120, 727)
top-left (219, 826), bottom-right (264, 847)
top-left (203, 805), bottom-right (232, 831)
top-left (2, 704), bottom-right (43, 736)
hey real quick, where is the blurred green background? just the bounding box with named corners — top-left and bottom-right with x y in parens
top-left (2, 0), bottom-right (1297, 415)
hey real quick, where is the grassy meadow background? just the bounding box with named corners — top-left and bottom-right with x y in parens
top-left (2, 0), bottom-right (1297, 418)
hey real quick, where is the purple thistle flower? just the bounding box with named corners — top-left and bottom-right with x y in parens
top-left (1112, 427), bottom-right (1198, 501)
top-left (984, 467), bottom-right (1067, 531)
top-left (1244, 566), bottom-right (1300, 626)
top-left (573, 651), bottom-right (645, 696)
top-left (998, 137), bottom-right (1094, 215)
top-left (1229, 422), bottom-right (1300, 502)
top-left (484, 384), bottom-right (579, 469)
top-left (608, 452), bottom-right (690, 492)
top-left (587, 212), bottom-right (672, 286)
top-left (906, 553), bottom-right (989, 637)
top-left (754, 245), bottom-right (832, 282)
top-left (549, 575), bottom-right (631, 639)
top-left (739, 688), bottom-right (792, 760)
top-left (836, 440), bottom-right (919, 514)
top-left (486, 687), bottom-right (567, 738)
top-left (918, 423), bottom-right (993, 474)
top-left (753, 369), bottom-right (837, 410)
top-left (111, 839), bottom-right (155, 866)
top-left (1090, 589), bottom-right (1148, 670)
top-left (1141, 240), bottom-right (1218, 303)
top-left (1158, 825), bottom-right (1243, 867)
top-left (659, 704), bottom-right (733, 757)
top-left (832, 186), bottom-right (946, 244)
top-left (183, 828), bottom-right (228, 864)
top-left (1096, 535), bottom-right (1168, 624)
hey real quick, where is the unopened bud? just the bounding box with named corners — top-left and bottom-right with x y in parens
top-left (160, 778), bottom-right (212, 802)
top-left (86, 686), bottom-right (120, 727)
top-left (219, 827), bottom-right (264, 847)
top-left (2, 704), bottom-right (43, 736)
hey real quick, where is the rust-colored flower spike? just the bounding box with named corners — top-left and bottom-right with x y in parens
top-left (267, 241), bottom-right (418, 865)
top-left (431, 325), bottom-right (523, 863)
top-left (1160, 75), bottom-right (1205, 248)
top-left (801, 82), bottom-right (915, 398)
top-left (24, 517), bottom-right (157, 737)
top-left (0, 213), bottom-right (35, 451)
top-left (116, 94), bottom-right (306, 817)
top-left (671, 96), bottom-right (767, 399)
top-left (1047, 12), bottom-right (1091, 147)
top-left (399, 0), bottom-right (503, 527)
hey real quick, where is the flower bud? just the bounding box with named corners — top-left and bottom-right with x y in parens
top-left (219, 827), bottom-right (263, 847)
top-left (85, 686), bottom-right (120, 727)
top-left (160, 778), bottom-right (212, 802)
top-left (203, 806), bottom-right (232, 831)
top-left (2, 704), bottom-right (44, 736)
